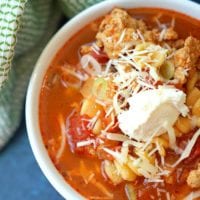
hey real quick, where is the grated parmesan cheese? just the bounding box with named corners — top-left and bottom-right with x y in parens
top-left (76, 139), bottom-right (96, 148)
top-left (172, 128), bottom-right (200, 167)
top-left (116, 29), bottom-right (126, 45)
top-left (159, 28), bottom-right (167, 42)
top-left (136, 29), bottom-right (145, 43)
top-left (87, 110), bottom-right (101, 130)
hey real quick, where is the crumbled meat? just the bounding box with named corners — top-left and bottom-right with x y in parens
top-left (80, 45), bottom-right (92, 55)
top-left (162, 27), bottom-right (178, 41)
top-left (144, 29), bottom-right (159, 42)
top-left (174, 67), bottom-right (187, 84)
top-left (96, 8), bottom-right (181, 59)
top-left (96, 8), bottom-right (147, 58)
top-left (174, 36), bottom-right (200, 68)
top-left (196, 58), bottom-right (200, 70)
top-left (139, 24), bottom-right (178, 43)
top-left (168, 39), bottom-right (184, 49)
top-left (98, 8), bottom-right (147, 34)
top-left (187, 164), bottom-right (200, 188)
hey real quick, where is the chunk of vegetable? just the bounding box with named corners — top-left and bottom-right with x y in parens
top-left (92, 78), bottom-right (108, 100)
top-left (159, 60), bottom-right (175, 80)
top-left (67, 114), bottom-right (94, 153)
top-left (80, 77), bottom-right (114, 102)
top-left (80, 98), bottom-right (103, 118)
top-left (80, 78), bottom-right (95, 98)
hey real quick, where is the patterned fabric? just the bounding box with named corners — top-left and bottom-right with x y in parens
top-left (59, 0), bottom-right (103, 17)
top-left (0, 0), bottom-right (103, 149)
top-left (0, 0), bottom-right (27, 88)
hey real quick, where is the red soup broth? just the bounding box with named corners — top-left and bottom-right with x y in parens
top-left (39, 8), bottom-right (200, 200)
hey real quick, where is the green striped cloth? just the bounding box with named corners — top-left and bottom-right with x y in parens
top-left (0, 0), bottom-right (103, 149)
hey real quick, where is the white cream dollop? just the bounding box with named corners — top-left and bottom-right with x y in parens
top-left (118, 86), bottom-right (189, 142)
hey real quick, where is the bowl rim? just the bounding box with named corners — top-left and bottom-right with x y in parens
top-left (25, 0), bottom-right (200, 199)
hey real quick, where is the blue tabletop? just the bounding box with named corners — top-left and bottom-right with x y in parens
top-left (0, 118), bottom-right (63, 200)
top-left (0, 1), bottom-right (200, 199)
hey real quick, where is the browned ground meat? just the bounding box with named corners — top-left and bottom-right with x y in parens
top-left (80, 45), bottom-right (92, 55)
top-left (168, 39), bottom-right (184, 49)
top-left (162, 27), bottom-right (178, 40)
top-left (96, 8), bottom-right (180, 59)
top-left (174, 36), bottom-right (200, 69)
top-left (96, 8), bottom-right (147, 58)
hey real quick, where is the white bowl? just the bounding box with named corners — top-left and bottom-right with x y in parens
top-left (26, 0), bottom-right (200, 199)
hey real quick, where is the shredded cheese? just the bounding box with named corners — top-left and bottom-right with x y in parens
top-left (103, 147), bottom-right (122, 161)
top-left (76, 139), bottom-right (96, 148)
top-left (136, 29), bottom-right (145, 43)
top-left (116, 29), bottom-right (126, 45)
top-left (106, 133), bottom-right (130, 141)
top-left (172, 128), bottom-right (200, 167)
top-left (87, 110), bottom-right (101, 130)
top-left (56, 109), bottom-right (75, 162)
top-left (56, 115), bottom-right (66, 162)
top-left (159, 28), bottom-right (167, 42)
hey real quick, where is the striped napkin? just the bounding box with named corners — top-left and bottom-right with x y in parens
top-left (0, 0), bottom-right (102, 149)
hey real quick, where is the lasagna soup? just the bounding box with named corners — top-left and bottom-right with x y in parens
top-left (40, 8), bottom-right (200, 200)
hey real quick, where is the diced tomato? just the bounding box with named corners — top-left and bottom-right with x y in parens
top-left (68, 114), bottom-right (92, 141)
top-left (67, 114), bottom-right (110, 158)
top-left (67, 113), bottom-right (122, 159)
top-left (90, 50), bottom-right (109, 64)
top-left (67, 114), bottom-right (93, 152)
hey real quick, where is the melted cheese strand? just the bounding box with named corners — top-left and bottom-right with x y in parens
top-left (56, 109), bottom-right (75, 162)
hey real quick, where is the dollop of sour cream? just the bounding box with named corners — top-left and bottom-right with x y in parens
top-left (118, 86), bottom-right (189, 142)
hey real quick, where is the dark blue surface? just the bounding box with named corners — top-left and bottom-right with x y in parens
top-left (0, 118), bottom-right (63, 200)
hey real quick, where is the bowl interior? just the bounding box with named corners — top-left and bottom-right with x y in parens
top-left (25, 0), bottom-right (200, 199)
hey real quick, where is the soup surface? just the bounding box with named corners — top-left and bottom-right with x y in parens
top-left (40, 8), bottom-right (200, 200)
